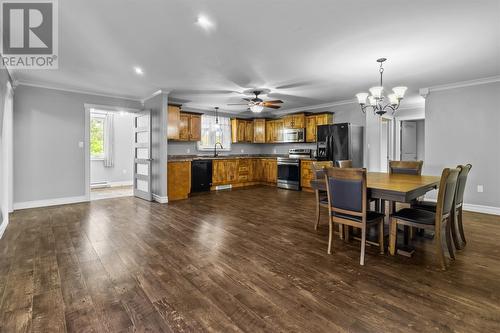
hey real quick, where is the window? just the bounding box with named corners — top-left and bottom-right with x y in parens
top-left (197, 115), bottom-right (231, 151)
top-left (90, 115), bottom-right (105, 159)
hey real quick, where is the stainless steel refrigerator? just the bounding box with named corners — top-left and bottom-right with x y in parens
top-left (316, 123), bottom-right (364, 167)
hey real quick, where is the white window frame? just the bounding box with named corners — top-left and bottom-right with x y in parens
top-left (197, 114), bottom-right (232, 151)
top-left (90, 113), bottom-right (106, 160)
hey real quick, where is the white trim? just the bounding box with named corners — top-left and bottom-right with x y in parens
top-left (153, 194), bottom-right (168, 204)
top-left (421, 198), bottom-right (500, 216)
top-left (14, 80), bottom-right (143, 101)
top-left (141, 89), bottom-right (171, 103)
top-left (85, 105), bottom-right (91, 201)
top-left (85, 103), bottom-right (143, 113)
top-left (0, 220), bottom-right (7, 239)
top-left (13, 196), bottom-right (88, 210)
top-left (420, 75), bottom-right (500, 96)
top-left (108, 181), bottom-right (133, 187)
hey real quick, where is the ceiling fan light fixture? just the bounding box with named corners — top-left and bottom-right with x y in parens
top-left (250, 104), bottom-right (264, 113)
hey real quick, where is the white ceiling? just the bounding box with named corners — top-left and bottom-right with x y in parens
top-left (11, 0), bottom-right (500, 114)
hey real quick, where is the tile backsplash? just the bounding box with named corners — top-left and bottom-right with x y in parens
top-left (168, 141), bottom-right (317, 156)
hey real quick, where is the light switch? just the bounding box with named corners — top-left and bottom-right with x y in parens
top-left (477, 185), bottom-right (484, 193)
top-left (78, 141), bottom-right (84, 148)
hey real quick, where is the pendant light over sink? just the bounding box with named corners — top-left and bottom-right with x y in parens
top-left (355, 58), bottom-right (407, 116)
top-left (212, 106), bottom-right (221, 131)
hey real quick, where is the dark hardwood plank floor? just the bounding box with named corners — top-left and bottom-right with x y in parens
top-left (1, 186), bottom-right (499, 332)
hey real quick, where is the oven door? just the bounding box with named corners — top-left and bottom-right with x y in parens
top-left (277, 162), bottom-right (300, 190)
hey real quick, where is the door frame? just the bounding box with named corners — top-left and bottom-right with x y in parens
top-left (84, 103), bottom-right (143, 201)
top-left (394, 115), bottom-right (424, 160)
top-left (378, 114), bottom-right (395, 172)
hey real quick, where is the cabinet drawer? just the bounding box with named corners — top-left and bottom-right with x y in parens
top-left (238, 175), bottom-right (248, 182)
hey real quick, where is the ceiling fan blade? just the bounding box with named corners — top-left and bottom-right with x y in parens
top-left (227, 103), bottom-right (250, 105)
top-left (242, 98), bottom-right (251, 102)
top-left (264, 104), bottom-right (281, 109)
top-left (263, 100), bottom-right (283, 104)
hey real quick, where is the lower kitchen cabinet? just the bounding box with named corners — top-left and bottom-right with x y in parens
top-left (167, 161), bottom-right (191, 200)
top-left (212, 159), bottom-right (239, 185)
top-left (300, 160), bottom-right (332, 189)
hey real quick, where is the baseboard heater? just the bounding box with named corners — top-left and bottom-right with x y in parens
top-left (91, 181), bottom-right (109, 189)
top-left (215, 184), bottom-right (232, 191)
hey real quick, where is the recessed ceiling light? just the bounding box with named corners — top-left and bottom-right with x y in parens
top-left (134, 66), bottom-right (144, 75)
top-left (196, 14), bottom-right (215, 31)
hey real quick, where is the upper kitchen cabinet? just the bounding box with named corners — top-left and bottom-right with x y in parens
top-left (305, 113), bottom-right (334, 142)
top-left (231, 119), bottom-right (253, 143)
top-left (253, 119), bottom-right (266, 143)
top-left (283, 113), bottom-right (305, 129)
top-left (167, 105), bottom-right (202, 142)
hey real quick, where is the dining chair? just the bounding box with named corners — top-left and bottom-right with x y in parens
top-left (312, 161), bottom-right (333, 230)
top-left (324, 167), bottom-right (385, 265)
top-left (389, 167), bottom-right (460, 270)
top-left (412, 164), bottom-right (472, 251)
top-left (389, 160), bottom-right (424, 175)
top-left (336, 160), bottom-right (352, 168)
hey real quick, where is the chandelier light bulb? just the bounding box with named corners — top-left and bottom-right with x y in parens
top-left (356, 92), bottom-right (369, 105)
top-left (392, 86), bottom-right (408, 99)
top-left (368, 96), bottom-right (377, 106)
top-left (388, 94), bottom-right (399, 106)
top-left (369, 86), bottom-right (384, 99)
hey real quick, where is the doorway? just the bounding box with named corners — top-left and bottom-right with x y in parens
top-left (87, 106), bottom-right (136, 201)
top-left (399, 119), bottom-right (425, 161)
top-left (379, 116), bottom-right (394, 172)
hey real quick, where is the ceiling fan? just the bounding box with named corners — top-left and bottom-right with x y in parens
top-left (227, 90), bottom-right (283, 113)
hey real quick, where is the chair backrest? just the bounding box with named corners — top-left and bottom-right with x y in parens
top-left (389, 160), bottom-right (423, 175)
top-left (454, 164), bottom-right (472, 207)
top-left (324, 167), bottom-right (367, 219)
top-left (435, 168), bottom-right (460, 221)
top-left (312, 161), bottom-right (333, 180)
top-left (336, 160), bottom-right (353, 168)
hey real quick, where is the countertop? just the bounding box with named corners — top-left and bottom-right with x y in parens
top-left (168, 154), bottom-right (319, 162)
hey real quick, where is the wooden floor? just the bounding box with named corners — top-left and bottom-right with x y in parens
top-left (1, 186), bottom-right (499, 332)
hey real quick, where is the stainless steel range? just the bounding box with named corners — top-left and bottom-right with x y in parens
top-left (277, 148), bottom-right (312, 190)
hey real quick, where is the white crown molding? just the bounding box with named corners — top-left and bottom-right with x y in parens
top-left (14, 80), bottom-right (143, 102)
top-left (420, 75), bottom-right (500, 97)
top-left (13, 195), bottom-right (89, 210)
top-left (84, 103), bottom-right (142, 113)
top-left (141, 89), bottom-right (171, 103)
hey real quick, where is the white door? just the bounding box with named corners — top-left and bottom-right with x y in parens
top-left (401, 121), bottom-right (417, 161)
top-left (133, 110), bottom-right (153, 201)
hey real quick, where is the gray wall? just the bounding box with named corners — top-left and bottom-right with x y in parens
top-left (424, 82), bottom-right (500, 208)
top-left (0, 67), bottom-right (12, 233)
top-left (90, 111), bottom-right (134, 185)
top-left (13, 85), bottom-right (142, 204)
top-left (144, 92), bottom-right (168, 199)
top-left (416, 119), bottom-right (425, 161)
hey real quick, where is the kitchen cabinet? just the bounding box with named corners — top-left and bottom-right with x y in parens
top-left (300, 160), bottom-right (332, 189)
top-left (168, 107), bottom-right (202, 142)
top-left (265, 120), bottom-right (274, 143)
top-left (261, 159), bottom-right (277, 183)
top-left (238, 158), bottom-right (250, 182)
top-left (283, 113), bottom-right (305, 129)
top-left (305, 113), bottom-right (334, 142)
top-left (231, 119), bottom-right (253, 143)
top-left (265, 119), bottom-right (284, 143)
top-left (253, 119), bottom-right (266, 143)
top-left (167, 161), bottom-right (191, 200)
top-left (167, 105), bottom-right (181, 140)
top-left (212, 159), bottom-right (239, 185)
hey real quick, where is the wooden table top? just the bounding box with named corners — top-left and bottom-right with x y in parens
top-left (310, 172), bottom-right (441, 203)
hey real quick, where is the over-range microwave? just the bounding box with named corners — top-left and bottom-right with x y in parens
top-left (281, 128), bottom-right (305, 143)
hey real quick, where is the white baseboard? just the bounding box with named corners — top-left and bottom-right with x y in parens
top-left (462, 203), bottom-right (500, 216)
top-left (0, 221), bottom-right (7, 239)
top-left (13, 195), bottom-right (89, 210)
top-left (108, 181), bottom-right (133, 187)
top-left (422, 198), bottom-right (500, 216)
top-left (153, 194), bottom-right (168, 204)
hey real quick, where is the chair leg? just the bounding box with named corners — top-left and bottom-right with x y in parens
top-left (378, 220), bottom-right (384, 254)
top-left (389, 217), bottom-right (398, 256)
top-left (327, 219), bottom-right (334, 254)
top-left (457, 207), bottom-right (467, 248)
top-left (435, 222), bottom-right (447, 270)
top-left (339, 224), bottom-right (344, 240)
top-left (449, 208), bottom-right (460, 251)
top-left (360, 227), bottom-right (366, 265)
top-left (445, 218), bottom-right (455, 260)
top-left (314, 191), bottom-right (320, 230)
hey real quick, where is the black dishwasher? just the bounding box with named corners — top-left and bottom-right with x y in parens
top-left (191, 160), bottom-right (213, 192)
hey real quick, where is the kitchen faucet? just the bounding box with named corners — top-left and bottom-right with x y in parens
top-left (214, 142), bottom-right (224, 157)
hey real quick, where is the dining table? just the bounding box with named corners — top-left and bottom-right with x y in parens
top-left (310, 172), bottom-right (441, 256)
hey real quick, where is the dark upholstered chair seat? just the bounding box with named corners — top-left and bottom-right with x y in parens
top-left (411, 200), bottom-right (437, 212)
top-left (333, 211), bottom-right (384, 224)
top-left (391, 208), bottom-right (435, 225)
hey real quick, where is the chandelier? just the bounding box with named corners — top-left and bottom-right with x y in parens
top-left (355, 58), bottom-right (407, 116)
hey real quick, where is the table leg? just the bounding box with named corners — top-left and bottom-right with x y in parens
top-left (388, 200), bottom-right (397, 255)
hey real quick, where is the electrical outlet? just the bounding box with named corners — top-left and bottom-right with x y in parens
top-left (273, 148), bottom-right (277, 154)
top-left (477, 185), bottom-right (484, 193)
top-left (122, 169), bottom-right (127, 174)
top-left (187, 148), bottom-right (190, 153)
top-left (78, 141), bottom-right (84, 148)
top-left (241, 149), bottom-right (244, 153)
